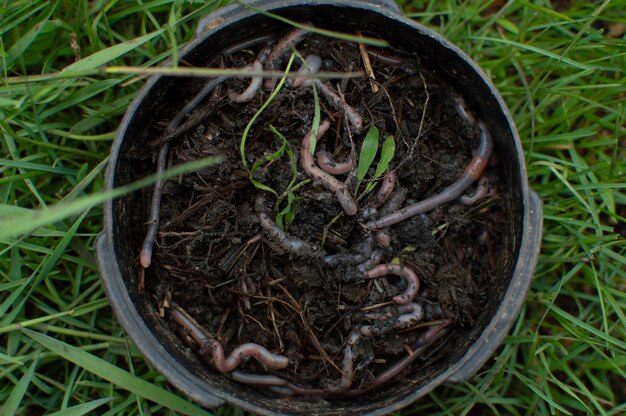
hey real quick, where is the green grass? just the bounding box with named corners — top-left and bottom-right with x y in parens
top-left (1, 0), bottom-right (624, 414)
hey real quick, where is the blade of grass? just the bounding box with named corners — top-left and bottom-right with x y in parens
top-left (0, 360), bottom-right (38, 416)
top-left (47, 397), bottom-right (115, 416)
top-left (0, 155), bottom-right (222, 238)
top-left (24, 330), bottom-right (212, 416)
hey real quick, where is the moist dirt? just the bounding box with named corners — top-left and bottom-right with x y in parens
top-left (124, 31), bottom-right (509, 393)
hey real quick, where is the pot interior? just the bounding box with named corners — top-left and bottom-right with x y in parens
top-left (109, 3), bottom-right (524, 415)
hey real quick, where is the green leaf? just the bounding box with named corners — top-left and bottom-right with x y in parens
top-left (47, 398), bottom-right (115, 416)
top-left (0, 156), bottom-right (222, 238)
top-left (240, 54), bottom-right (295, 171)
top-left (24, 330), bottom-right (212, 416)
top-left (310, 81), bottom-right (321, 155)
top-left (357, 126), bottom-right (380, 181)
top-left (62, 28), bottom-right (166, 72)
top-left (373, 135), bottom-right (396, 178)
top-left (0, 360), bottom-right (38, 416)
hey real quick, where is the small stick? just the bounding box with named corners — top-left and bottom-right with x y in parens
top-left (366, 49), bottom-right (404, 66)
top-left (228, 60), bottom-right (263, 103)
top-left (301, 120), bottom-right (358, 216)
top-left (357, 32), bottom-right (379, 93)
top-left (314, 80), bottom-right (364, 131)
top-left (255, 195), bottom-right (324, 257)
top-left (316, 150), bottom-right (353, 175)
top-left (366, 122), bottom-right (494, 230)
top-left (364, 264), bottom-right (420, 304)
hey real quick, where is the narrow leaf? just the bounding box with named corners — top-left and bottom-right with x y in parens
top-left (357, 126), bottom-right (380, 181)
top-left (24, 330), bottom-right (212, 416)
top-left (0, 360), bottom-right (38, 416)
top-left (63, 29), bottom-right (165, 72)
top-left (47, 398), bottom-right (115, 416)
top-left (373, 136), bottom-right (396, 178)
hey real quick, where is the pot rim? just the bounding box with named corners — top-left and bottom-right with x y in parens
top-left (99, 1), bottom-right (543, 415)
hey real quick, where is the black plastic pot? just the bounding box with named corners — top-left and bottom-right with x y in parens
top-left (96, 1), bottom-right (543, 415)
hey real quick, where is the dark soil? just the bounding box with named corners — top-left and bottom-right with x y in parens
top-left (126, 31), bottom-right (509, 394)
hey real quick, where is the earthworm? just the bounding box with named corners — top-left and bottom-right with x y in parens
top-left (338, 320), bottom-right (453, 397)
top-left (255, 195), bottom-right (324, 258)
top-left (371, 320), bottom-right (452, 385)
top-left (140, 41), bottom-right (276, 268)
top-left (357, 248), bottom-right (383, 273)
top-left (379, 187), bottom-right (407, 216)
top-left (374, 230), bottom-right (391, 247)
top-left (264, 25), bottom-right (312, 89)
top-left (228, 60), bottom-right (263, 103)
top-left (366, 121), bottom-right (494, 230)
top-left (326, 331), bottom-right (360, 392)
top-left (209, 342), bottom-right (290, 373)
top-left (371, 171), bottom-right (396, 208)
top-left (360, 302), bottom-right (424, 337)
top-left (316, 150), bottom-right (353, 175)
top-left (314, 80), bottom-right (364, 131)
top-left (139, 143), bottom-right (169, 268)
top-left (454, 95), bottom-right (476, 124)
top-left (301, 120), bottom-right (358, 216)
top-left (459, 173), bottom-right (490, 205)
top-left (169, 306), bottom-right (288, 372)
top-left (324, 236), bottom-right (374, 267)
top-left (293, 54), bottom-right (322, 88)
top-left (366, 49), bottom-right (404, 66)
top-left (364, 264), bottom-right (420, 304)
top-left (231, 371), bottom-right (288, 386)
top-left (169, 305), bottom-right (210, 345)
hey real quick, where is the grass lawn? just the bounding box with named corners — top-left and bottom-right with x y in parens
top-left (1, 0), bottom-right (625, 415)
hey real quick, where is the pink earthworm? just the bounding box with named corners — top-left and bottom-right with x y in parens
top-left (371, 171), bottom-right (396, 208)
top-left (313, 80), bottom-right (364, 131)
top-left (228, 60), bottom-right (263, 103)
top-left (169, 305), bottom-right (210, 345)
top-left (454, 95), bottom-right (476, 124)
top-left (208, 342), bottom-right (290, 373)
top-left (325, 331), bottom-right (360, 392)
top-left (357, 248), bottom-right (383, 273)
top-left (364, 264), bottom-right (420, 304)
top-left (139, 143), bottom-right (169, 268)
top-left (459, 173), bottom-right (491, 205)
top-left (140, 40), bottom-right (276, 268)
top-left (301, 120), bottom-right (358, 216)
top-left (264, 25), bottom-right (312, 89)
top-left (338, 320), bottom-right (453, 397)
top-left (374, 230), bottom-right (391, 247)
top-left (231, 371), bottom-right (289, 386)
top-left (169, 306), bottom-right (288, 373)
top-left (360, 302), bottom-right (424, 337)
top-left (316, 150), bottom-right (353, 175)
top-left (292, 54), bottom-right (322, 88)
top-left (366, 121), bottom-right (494, 230)
top-left (255, 195), bottom-right (324, 257)
top-left (324, 236), bottom-right (374, 267)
